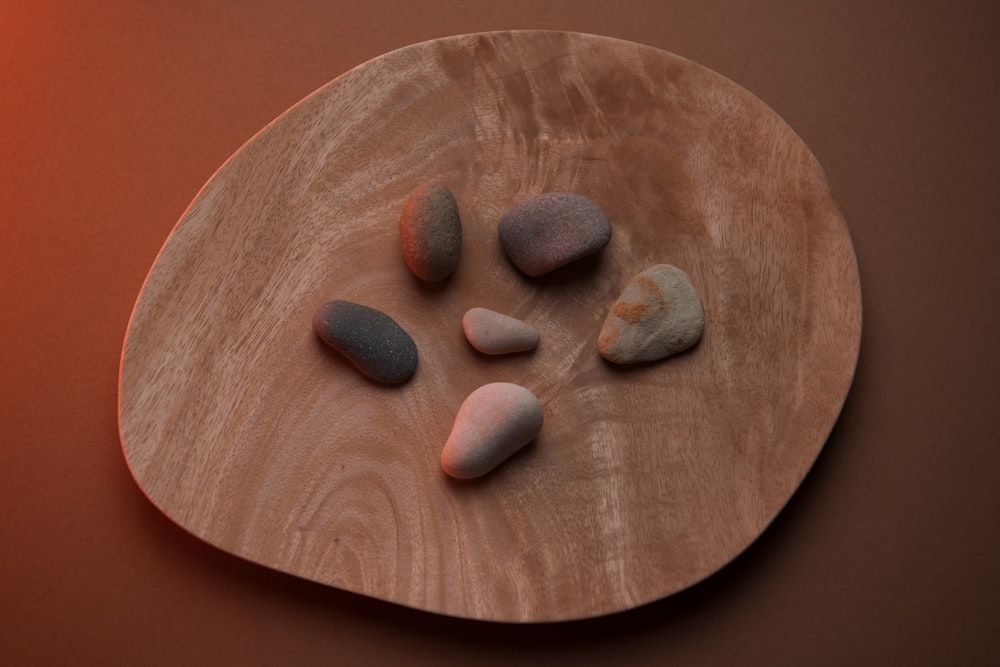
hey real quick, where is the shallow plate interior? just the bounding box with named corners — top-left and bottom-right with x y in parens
top-left (119, 31), bottom-right (861, 622)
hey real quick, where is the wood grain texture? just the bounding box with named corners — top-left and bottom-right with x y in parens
top-left (118, 31), bottom-right (861, 622)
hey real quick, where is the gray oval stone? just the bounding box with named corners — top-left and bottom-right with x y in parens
top-left (597, 264), bottom-right (705, 364)
top-left (498, 192), bottom-right (611, 276)
top-left (441, 383), bottom-right (543, 479)
top-left (399, 182), bottom-right (462, 281)
top-left (462, 307), bottom-right (539, 355)
top-left (312, 300), bottom-right (418, 383)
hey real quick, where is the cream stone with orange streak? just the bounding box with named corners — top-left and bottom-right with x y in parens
top-left (598, 264), bottom-right (705, 364)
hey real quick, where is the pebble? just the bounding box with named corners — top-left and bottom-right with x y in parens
top-left (597, 264), bottom-right (705, 364)
top-left (462, 307), bottom-right (539, 355)
top-left (498, 192), bottom-right (612, 276)
top-left (312, 300), bottom-right (418, 383)
top-left (399, 182), bottom-right (462, 281)
top-left (441, 383), bottom-right (543, 479)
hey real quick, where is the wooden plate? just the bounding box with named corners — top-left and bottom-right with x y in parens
top-left (119, 31), bottom-right (861, 622)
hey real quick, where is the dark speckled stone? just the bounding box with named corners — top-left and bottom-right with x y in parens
top-left (498, 192), bottom-right (612, 276)
top-left (312, 300), bottom-right (418, 383)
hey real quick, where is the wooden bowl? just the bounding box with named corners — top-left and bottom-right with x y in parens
top-left (119, 31), bottom-right (861, 622)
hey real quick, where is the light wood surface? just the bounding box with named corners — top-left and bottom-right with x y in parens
top-left (118, 31), bottom-right (861, 622)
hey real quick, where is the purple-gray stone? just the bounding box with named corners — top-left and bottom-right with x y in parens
top-left (312, 300), bottom-right (418, 383)
top-left (498, 192), bottom-right (612, 276)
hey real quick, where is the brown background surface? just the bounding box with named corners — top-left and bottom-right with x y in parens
top-left (2, 1), bottom-right (997, 665)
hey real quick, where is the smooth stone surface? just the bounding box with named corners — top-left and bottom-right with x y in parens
top-left (399, 182), bottom-right (462, 281)
top-left (441, 383), bottom-right (544, 479)
top-left (498, 192), bottom-right (612, 276)
top-left (598, 264), bottom-right (705, 364)
top-left (312, 300), bottom-right (417, 383)
top-left (462, 307), bottom-right (539, 355)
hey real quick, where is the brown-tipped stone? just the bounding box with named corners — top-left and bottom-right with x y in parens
top-left (399, 182), bottom-right (462, 281)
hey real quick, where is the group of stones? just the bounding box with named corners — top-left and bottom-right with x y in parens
top-left (312, 183), bottom-right (705, 479)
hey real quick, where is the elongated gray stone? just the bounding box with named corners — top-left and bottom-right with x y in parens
top-left (498, 192), bottom-right (611, 276)
top-left (597, 264), bottom-right (705, 364)
top-left (312, 300), bottom-right (417, 383)
top-left (441, 383), bottom-right (543, 479)
top-left (462, 307), bottom-right (539, 355)
top-left (399, 182), bottom-right (462, 281)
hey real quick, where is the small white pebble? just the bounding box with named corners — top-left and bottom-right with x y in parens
top-left (462, 307), bottom-right (539, 355)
